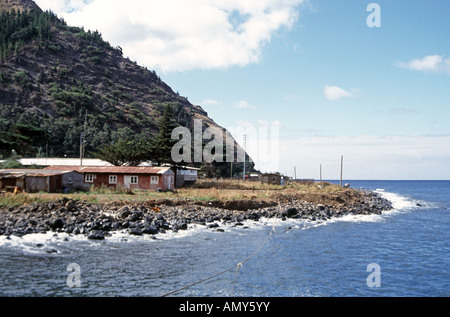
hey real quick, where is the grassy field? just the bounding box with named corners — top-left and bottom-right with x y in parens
top-left (0, 179), bottom-right (344, 209)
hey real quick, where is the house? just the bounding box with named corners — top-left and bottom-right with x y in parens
top-left (0, 169), bottom-right (83, 193)
top-left (45, 166), bottom-right (175, 191)
top-left (175, 167), bottom-right (199, 188)
top-left (19, 158), bottom-right (114, 167)
top-left (260, 173), bottom-right (283, 185)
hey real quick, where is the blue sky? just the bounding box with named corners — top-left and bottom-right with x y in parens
top-left (35, 0), bottom-right (450, 179)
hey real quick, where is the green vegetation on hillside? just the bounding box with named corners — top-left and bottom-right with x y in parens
top-left (0, 8), bottom-right (61, 60)
top-left (0, 5), bottom-right (252, 177)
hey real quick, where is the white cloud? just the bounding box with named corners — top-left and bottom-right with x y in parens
top-left (35, 0), bottom-right (306, 73)
top-left (278, 135), bottom-right (450, 180)
top-left (234, 100), bottom-right (257, 109)
top-left (397, 55), bottom-right (450, 74)
top-left (324, 86), bottom-right (355, 101)
top-left (201, 99), bottom-right (220, 106)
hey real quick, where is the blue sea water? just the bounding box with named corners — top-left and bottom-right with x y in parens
top-left (0, 181), bottom-right (448, 297)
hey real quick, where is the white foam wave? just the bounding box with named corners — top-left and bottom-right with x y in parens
top-left (0, 189), bottom-right (428, 250)
top-left (0, 232), bottom-right (79, 254)
top-left (373, 189), bottom-right (423, 211)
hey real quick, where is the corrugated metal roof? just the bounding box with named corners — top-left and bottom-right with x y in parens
top-left (19, 158), bottom-right (114, 167)
top-left (44, 166), bottom-right (173, 175)
top-left (0, 169), bottom-right (79, 177)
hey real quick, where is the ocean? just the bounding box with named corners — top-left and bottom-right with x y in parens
top-left (0, 180), bottom-right (448, 297)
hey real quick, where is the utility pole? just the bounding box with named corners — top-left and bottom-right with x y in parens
top-left (340, 155), bottom-right (344, 188)
top-left (243, 135), bottom-right (247, 182)
top-left (320, 164), bottom-right (323, 188)
top-left (80, 132), bottom-right (85, 166)
top-left (80, 111), bottom-right (88, 166)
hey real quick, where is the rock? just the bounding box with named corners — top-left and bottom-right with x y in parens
top-left (126, 213), bottom-right (139, 222)
top-left (131, 209), bottom-right (143, 218)
top-left (118, 206), bottom-right (131, 219)
top-left (112, 222), bottom-right (122, 230)
top-left (142, 226), bottom-right (158, 235)
top-left (88, 230), bottom-right (105, 240)
top-left (101, 222), bottom-right (112, 231)
top-left (283, 208), bottom-right (298, 218)
top-left (48, 218), bottom-right (64, 231)
top-left (319, 209), bottom-right (330, 218)
top-left (175, 220), bottom-right (188, 231)
top-left (317, 204), bottom-right (326, 211)
top-left (129, 228), bottom-right (143, 236)
top-left (65, 200), bottom-right (77, 210)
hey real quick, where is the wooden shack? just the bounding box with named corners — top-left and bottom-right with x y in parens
top-left (260, 173), bottom-right (283, 185)
top-left (0, 169), bottom-right (83, 193)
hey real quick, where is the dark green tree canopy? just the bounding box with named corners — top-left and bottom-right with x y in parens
top-left (150, 104), bottom-right (179, 166)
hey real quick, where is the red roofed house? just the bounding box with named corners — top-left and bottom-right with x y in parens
top-left (45, 166), bottom-right (175, 192)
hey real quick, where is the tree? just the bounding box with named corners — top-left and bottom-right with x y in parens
top-left (0, 158), bottom-right (23, 169)
top-left (150, 104), bottom-right (179, 166)
top-left (0, 123), bottom-right (46, 157)
top-left (92, 137), bottom-right (149, 166)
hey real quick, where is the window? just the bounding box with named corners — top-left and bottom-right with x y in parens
top-left (130, 176), bottom-right (138, 184)
top-left (151, 176), bottom-right (159, 185)
top-left (109, 175), bottom-right (117, 184)
top-left (85, 174), bottom-right (94, 183)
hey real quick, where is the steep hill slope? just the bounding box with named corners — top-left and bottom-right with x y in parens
top-left (0, 0), bottom-right (39, 12)
top-left (0, 0), bottom-right (251, 176)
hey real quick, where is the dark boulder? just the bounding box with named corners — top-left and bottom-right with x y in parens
top-left (282, 208), bottom-right (298, 218)
top-left (65, 200), bottom-right (77, 211)
top-left (143, 225), bottom-right (159, 235)
top-left (129, 228), bottom-right (143, 236)
top-left (88, 230), bottom-right (105, 240)
top-left (118, 206), bottom-right (131, 219)
top-left (48, 218), bottom-right (64, 231)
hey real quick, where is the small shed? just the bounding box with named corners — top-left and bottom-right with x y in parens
top-left (175, 167), bottom-right (199, 188)
top-left (0, 172), bottom-right (25, 192)
top-left (260, 173), bottom-right (283, 185)
top-left (0, 169), bottom-right (83, 193)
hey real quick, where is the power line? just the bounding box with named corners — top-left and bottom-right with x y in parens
top-left (159, 203), bottom-right (279, 297)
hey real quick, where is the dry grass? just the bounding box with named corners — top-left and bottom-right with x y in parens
top-left (0, 193), bottom-right (46, 208)
top-left (1, 179), bottom-right (344, 208)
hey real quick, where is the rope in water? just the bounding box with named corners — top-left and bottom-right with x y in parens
top-left (159, 204), bottom-right (280, 298)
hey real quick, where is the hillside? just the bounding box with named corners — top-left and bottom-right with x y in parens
top-left (0, 0), bottom-right (252, 176)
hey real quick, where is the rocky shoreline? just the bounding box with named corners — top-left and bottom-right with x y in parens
top-left (0, 189), bottom-right (393, 240)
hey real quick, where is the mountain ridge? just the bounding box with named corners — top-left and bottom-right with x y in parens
top-left (0, 0), bottom-right (40, 12)
top-left (0, 0), bottom-right (252, 177)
